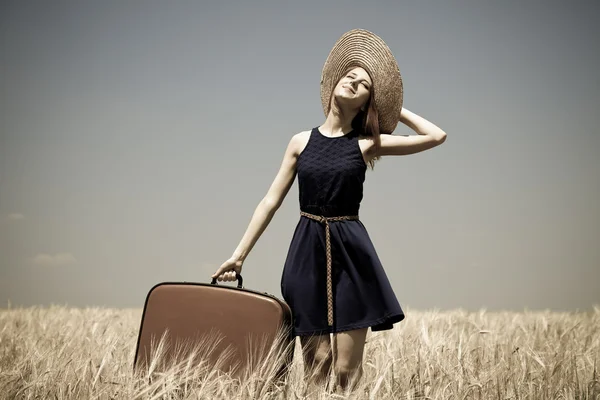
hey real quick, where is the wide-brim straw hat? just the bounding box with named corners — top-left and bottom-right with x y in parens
top-left (320, 29), bottom-right (403, 134)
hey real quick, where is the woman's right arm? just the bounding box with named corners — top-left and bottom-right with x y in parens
top-left (211, 132), bottom-right (305, 281)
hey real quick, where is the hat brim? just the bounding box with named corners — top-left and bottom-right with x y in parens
top-left (320, 29), bottom-right (403, 134)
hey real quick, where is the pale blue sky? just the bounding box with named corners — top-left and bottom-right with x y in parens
top-left (1, 0), bottom-right (598, 311)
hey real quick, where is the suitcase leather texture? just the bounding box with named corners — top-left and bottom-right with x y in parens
top-left (133, 279), bottom-right (293, 377)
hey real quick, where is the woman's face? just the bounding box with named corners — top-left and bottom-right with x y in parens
top-left (332, 66), bottom-right (372, 111)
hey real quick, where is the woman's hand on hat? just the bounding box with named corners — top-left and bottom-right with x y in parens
top-left (211, 257), bottom-right (243, 282)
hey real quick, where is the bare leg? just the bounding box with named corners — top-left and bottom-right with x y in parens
top-left (332, 328), bottom-right (368, 393)
top-left (299, 334), bottom-right (333, 393)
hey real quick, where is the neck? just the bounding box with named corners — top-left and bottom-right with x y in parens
top-left (321, 107), bottom-right (359, 135)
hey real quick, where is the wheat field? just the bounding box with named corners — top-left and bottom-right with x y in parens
top-left (0, 306), bottom-right (599, 399)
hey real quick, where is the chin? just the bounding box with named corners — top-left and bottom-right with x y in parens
top-left (335, 91), bottom-right (355, 101)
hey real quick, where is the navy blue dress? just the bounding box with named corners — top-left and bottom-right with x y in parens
top-left (281, 126), bottom-right (405, 336)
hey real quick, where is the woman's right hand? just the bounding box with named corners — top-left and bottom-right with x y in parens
top-left (211, 257), bottom-right (243, 282)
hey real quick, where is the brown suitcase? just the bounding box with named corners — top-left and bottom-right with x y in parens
top-left (133, 274), bottom-right (294, 379)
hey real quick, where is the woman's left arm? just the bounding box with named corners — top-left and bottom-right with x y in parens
top-left (376, 108), bottom-right (447, 156)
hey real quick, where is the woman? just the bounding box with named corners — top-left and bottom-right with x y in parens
top-left (211, 29), bottom-right (446, 392)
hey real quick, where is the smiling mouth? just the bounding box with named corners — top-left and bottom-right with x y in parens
top-left (343, 85), bottom-right (356, 94)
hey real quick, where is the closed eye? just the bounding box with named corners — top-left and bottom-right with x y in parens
top-left (346, 73), bottom-right (371, 89)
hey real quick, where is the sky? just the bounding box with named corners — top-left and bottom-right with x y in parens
top-left (1, 0), bottom-right (598, 312)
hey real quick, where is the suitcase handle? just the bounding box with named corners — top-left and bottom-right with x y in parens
top-left (210, 272), bottom-right (244, 288)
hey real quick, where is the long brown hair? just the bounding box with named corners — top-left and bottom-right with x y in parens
top-left (328, 65), bottom-right (382, 170)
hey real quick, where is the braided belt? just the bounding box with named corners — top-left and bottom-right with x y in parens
top-left (300, 211), bottom-right (359, 326)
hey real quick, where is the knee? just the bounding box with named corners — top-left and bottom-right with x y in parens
top-left (334, 359), bottom-right (362, 386)
top-left (312, 347), bottom-right (332, 368)
top-left (334, 359), bottom-right (355, 377)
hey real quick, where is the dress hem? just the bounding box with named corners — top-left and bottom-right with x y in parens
top-left (293, 312), bottom-right (405, 337)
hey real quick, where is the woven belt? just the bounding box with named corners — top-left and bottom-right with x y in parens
top-left (300, 211), bottom-right (359, 326)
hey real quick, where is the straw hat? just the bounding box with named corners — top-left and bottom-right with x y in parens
top-left (320, 29), bottom-right (403, 134)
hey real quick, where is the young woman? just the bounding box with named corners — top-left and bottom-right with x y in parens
top-left (211, 29), bottom-right (446, 392)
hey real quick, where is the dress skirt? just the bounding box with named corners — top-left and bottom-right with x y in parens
top-left (281, 216), bottom-right (405, 336)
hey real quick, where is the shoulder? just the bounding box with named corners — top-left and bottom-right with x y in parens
top-left (293, 129), bottom-right (312, 142)
top-left (357, 134), bottom-right (377, 160)
top-left (288, 129), bottom-right (312, 157)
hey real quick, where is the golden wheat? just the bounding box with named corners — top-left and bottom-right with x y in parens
top-left (1, 305), bottom-right (599, 399)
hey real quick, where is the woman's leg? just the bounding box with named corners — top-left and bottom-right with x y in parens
top-left (299, 334), bottom-right (333, 386)
top-left (332, 327), bottom-right (368, 392)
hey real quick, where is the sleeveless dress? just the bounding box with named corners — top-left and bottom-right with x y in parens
top-left (281, 126), bottom-right (405, 336)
